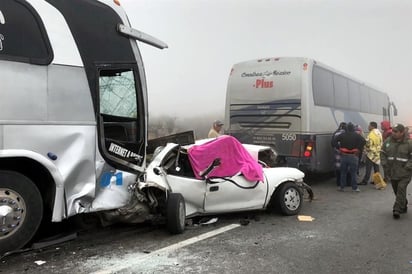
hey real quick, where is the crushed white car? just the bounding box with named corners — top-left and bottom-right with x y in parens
top-left (134, 135), bottom-right (313, 234)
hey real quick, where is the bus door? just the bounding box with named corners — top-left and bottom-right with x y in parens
top-left (97, 66), bottom-right (146, 173)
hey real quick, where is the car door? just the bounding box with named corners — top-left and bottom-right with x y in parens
top-left (166, 175), bottom-right (207, 216)
top-left (204, 174), bottom-right (268, 213)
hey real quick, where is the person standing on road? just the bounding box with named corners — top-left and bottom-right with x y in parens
top-left (335, 122), bottom-right (366, 192)
top-left (381, 120), bottom-right (392, 141)
top-left (208, 120), bottom-right (224, 138)
top-left (359, 122), bottom-right (382, 185)
top-left (380, 120), bottom-right (393, 184)
top-left (380, 123), bottom-right (412, 219)
top-left (355, 124), bottom-right (365, 175)
top-left (331, 122), bottom-right (347, 186)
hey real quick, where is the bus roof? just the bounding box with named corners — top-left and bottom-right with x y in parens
top-left (0, 0), bottom-right (167, 66)
top-left (231, 56), bottom-right (387, 94)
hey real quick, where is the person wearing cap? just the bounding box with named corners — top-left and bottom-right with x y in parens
top-left (208, 120), bottom-right (224, 138)
top-left (381, 123), bottom-right (412, 219)
top-left (334, 122), bottom-right (366, 192)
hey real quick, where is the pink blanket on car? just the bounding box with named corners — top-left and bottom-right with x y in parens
top-left (187, 135), bottom-right (263, 181)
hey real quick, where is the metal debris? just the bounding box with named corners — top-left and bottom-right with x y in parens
top-left (200, 217), bottom-right (218, 225)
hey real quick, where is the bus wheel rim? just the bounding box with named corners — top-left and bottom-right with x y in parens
top-left (0, 188), bottom-right (27, 239)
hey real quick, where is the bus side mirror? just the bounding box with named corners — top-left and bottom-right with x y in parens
top-left (389, 102), bottom-right (398, 116)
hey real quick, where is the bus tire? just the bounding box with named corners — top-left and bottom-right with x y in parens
top-left (274, 182), bottom-right (303, 216)
top-left (166, 193), bottom-right (186, 234)
top-left (0, 170), bottom-right (43, 255)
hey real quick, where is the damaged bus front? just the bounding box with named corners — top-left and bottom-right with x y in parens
top-left (0, 0), bottom-right (167, 255)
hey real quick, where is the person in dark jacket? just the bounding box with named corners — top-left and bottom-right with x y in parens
top-left (381, 123), bottom-right (412, 219)
top-left (334, 122), bottom-right (366, 192)
top-left (380, 120), bottom-right (393, 183)
top-left (331, 122), bottom-right (347, 186)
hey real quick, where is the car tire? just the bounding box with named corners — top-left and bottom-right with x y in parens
top-left (0, 170), bottom-right (43, 255)
top-left (275, 182), bottom-right (302, 216)
top-left (166, 193), bottom-right (186, 234)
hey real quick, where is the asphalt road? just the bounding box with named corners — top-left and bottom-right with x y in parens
top-left (1, 175), bottom-right (412, 274)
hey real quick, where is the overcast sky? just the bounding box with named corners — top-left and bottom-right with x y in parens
top-left (121, 0), bottom-right (412, 125)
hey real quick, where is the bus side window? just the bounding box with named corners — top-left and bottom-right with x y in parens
top-left (0, 1), bottom-right (52, 65)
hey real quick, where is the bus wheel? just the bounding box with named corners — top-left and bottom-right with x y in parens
top-left (166, 193), bottom-right (186, 234)
top-left (274, 182), bottom-right (303, 216)
top-left (0, 170), bottom-right (43, 255)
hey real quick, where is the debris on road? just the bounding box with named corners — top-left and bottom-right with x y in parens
top-left (200, 217), bottom-right (219, 225)
top-left (239, 219), bottom-right (250, 226)
top-left (297, 215), bottom-right (315, 222)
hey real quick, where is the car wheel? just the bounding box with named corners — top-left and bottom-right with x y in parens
top-left (166, 193), bottom-right (186, 234)
top-left (275, 182), bottom-right (302, 216)
top-left (0, 170), bottom-right (43, 255)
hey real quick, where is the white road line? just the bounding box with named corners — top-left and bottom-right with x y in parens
top-left (92, 223), bottom-right (241, 274)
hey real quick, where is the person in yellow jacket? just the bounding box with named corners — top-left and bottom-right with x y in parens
top-left (359, 121), bottom-right (383, 185)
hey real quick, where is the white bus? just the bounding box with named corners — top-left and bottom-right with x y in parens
top-left (0, 0), bottom-right (168, 254)
top-left (225, 57), bottom-right (397, 173)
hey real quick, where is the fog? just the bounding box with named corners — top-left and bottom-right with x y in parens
top-left (121, 0), bottom-right (412, 130)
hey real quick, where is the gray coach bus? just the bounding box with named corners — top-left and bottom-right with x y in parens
top-left (0, 0), bottom-right (167, 254)
top-left (225, 57), bottom-right (397, 173)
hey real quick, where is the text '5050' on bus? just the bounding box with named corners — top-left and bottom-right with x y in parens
top-left (225, 57), bottom-right (397, 173)
top-left (0, 0), bottom-right (169, 255)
